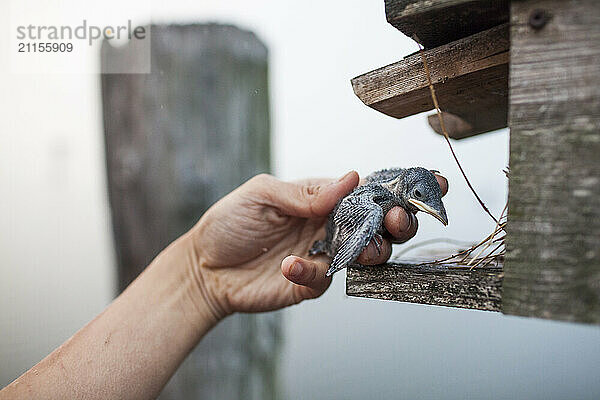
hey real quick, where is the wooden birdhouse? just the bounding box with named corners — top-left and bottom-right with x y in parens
top-left (346, 0), bottom-right (600, 324)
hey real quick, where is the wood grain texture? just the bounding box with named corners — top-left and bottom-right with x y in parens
top-left (101, 24), bottom-right (280, 399)
top-left (505, 0), bottom-right (600, 324)
top-left (346, 262), bottom-right (503, 312)
top-left (385, 0), bottom-right (509, 48)
top-left (351, 24), bottom-right (509, 139)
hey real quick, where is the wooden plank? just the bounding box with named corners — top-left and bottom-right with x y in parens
top-left (346, 262), bottom-right (503, 312)
top-left (351, 24), bottom-right (508, 139)
top-left (504, 0), bottom-right (600, 324)
top-left (101, 24), bottom-right (279, 400)
top-left (385, 0), bottom-right (509, 48)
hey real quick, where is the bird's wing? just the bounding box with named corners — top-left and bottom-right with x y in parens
top-left (327, 194), bottom-right (384, 276)
top-left (364, 168), bottom-right (405, 184)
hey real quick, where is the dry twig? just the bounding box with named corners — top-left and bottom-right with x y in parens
top-left (409, 45), bottom-right (508, 269)
top-left (418, 47), bottom-right (502, 227)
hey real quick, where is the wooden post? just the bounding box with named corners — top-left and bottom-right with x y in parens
top-left (504, 0), bottom-right (600, 323)
top-left (101, 24), bottom-right (279, 399)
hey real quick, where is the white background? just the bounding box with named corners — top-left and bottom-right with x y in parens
top-left (1, 1), bottom-right (599, 399)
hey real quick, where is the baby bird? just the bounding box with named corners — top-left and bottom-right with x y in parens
top-left (309, 167), bottom-right (448, 276)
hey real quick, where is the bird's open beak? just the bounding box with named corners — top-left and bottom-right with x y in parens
top-left (408, 199), bottom-right (448, 226)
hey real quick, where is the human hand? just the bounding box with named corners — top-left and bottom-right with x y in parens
top-left (186, 171), bottom-right (448, 320)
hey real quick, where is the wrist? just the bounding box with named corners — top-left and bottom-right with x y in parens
top-left (147, 234), bottom-right (223, 339)
top-left (178, 231), bottom-right (231, 322)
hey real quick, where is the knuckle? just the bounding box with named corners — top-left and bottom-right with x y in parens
top-left (250, 173), bottom-right (273, 185)
top-left (247, 174), bottom-right (279, 200)
top-left (291, 287), bottom-right (303, 305)
top-left (302, 183), bottom-right (321, 198)
top-left (301, 184), bottom-right (322, 214)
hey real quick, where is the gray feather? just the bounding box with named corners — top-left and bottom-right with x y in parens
top-left (326, 193), bottom-right (384, 276)
top-left (309, 166), bottom-right (448, 276)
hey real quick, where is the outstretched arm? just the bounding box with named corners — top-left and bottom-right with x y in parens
top-left (1, 171), bottom-right (445, 400)
top-left (1, 236), bottom-right (217, 400)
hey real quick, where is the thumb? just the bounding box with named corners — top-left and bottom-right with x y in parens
top-left (270, 171), bottom-right (359, 218)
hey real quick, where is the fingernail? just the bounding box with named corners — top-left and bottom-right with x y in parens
top-left (337, 171), bottom-right (353, 183)
top-left (289, 260), bottom-right (304, 278)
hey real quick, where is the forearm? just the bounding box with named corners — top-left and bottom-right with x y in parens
top-left (1, 234), bottom-right (217, 400)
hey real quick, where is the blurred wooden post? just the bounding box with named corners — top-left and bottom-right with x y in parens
top-left (101, 24), bottom-right (279, 399)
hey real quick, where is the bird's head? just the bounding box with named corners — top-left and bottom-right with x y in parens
top-left (402, 167), bottom-right (448, 226)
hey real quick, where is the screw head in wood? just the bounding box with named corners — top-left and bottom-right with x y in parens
top-left (529, 9), bottom-right (549, 30)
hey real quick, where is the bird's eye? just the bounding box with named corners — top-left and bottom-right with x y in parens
top-left (414, 189), bottom-right (422, 199)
